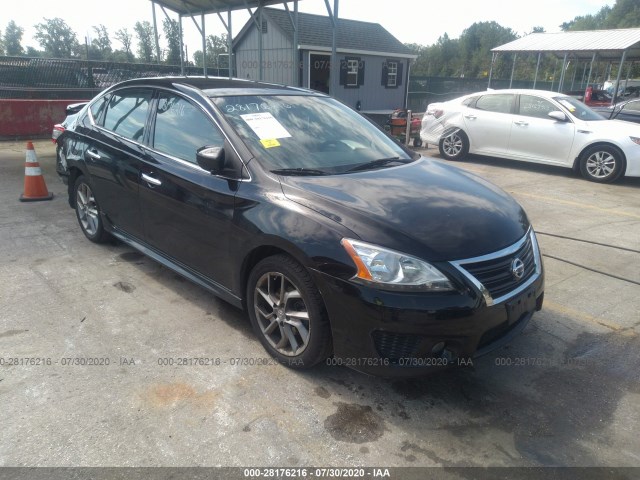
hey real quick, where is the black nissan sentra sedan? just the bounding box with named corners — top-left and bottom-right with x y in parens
top-left (55, 77), bottom-right (544, 377)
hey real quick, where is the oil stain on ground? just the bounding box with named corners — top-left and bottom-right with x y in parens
top-left (324, 402), bottom-right (386, 443)
top-left (314, 386), bottom-right (331, 399)
top-left (113, 281), bottom-right (135, 293)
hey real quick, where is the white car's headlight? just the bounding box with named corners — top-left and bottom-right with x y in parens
top-left (341, 238), bottom-right (455, 291)
top-left (630, 136), bottom-right (640, 146)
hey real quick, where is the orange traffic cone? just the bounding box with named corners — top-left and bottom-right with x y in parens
top-left (19, 141), bottom-right (53, 202)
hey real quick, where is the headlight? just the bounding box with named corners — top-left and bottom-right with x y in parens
top-left (341, 238), bottom-right (454, 291)
top-left (630, 136), bottom-right (640, 146)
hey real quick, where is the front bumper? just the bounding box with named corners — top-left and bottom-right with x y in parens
top-left (311, 265), bottom-right (544, 378)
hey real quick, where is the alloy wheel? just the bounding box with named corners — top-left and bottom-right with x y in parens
top-left (585, 150), bottom-right (617, 179)
top-left (442, 133), bottom-right (463, 157)
top-left (253, 272), bottom-right (311, 356)
top-left (76, 183), bottom-right (99, 236)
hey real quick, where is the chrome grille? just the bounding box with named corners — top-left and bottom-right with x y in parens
top-left (451, 230), bottom-right (541, 305)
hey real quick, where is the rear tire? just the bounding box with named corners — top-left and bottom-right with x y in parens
top-left (439, 129), bottom-right (469, 160)
top-left (247, 255), bottom-right (332, 369)
top-left (74, 175), bottom-right (110, 243)
top-left (579, 145), bottom-right (625, 183)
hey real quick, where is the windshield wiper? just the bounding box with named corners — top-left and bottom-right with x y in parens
top-left (345, 157), bottom-right (411, 173)
top-left (271, 168), bottom-right (330, 176)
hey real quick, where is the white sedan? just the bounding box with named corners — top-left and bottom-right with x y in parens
top-left (420, 89), bottom-right (640, 183)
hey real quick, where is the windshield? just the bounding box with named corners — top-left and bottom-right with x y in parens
top-left (212, 94), bottom-right (413, 174)
top-left (553, 96), bottom-right (606, 121)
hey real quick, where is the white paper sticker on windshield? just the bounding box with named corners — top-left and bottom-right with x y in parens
top-left (557, 99), bottom-right (576, 112)
top-left (240, 112), bottom-right (292, 140)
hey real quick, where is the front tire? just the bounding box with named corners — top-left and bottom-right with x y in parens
top-left (74, 175), bottom-right (110, 243)
top-left (439, 129), bottom-right (469, 160)
top-left (247, 255), bottom-right (332, 369)
top-left (579, 145), bottom-right (625, 183)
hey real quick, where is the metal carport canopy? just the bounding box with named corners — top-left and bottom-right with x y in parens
top-left (148, 0), bottom-right (348, 92)
top-left (152, 0), bottom-right (292, 15)
top-left (488, 28), bottom-right (640, 103)
top-left (148, 0), bottom-right (304, 81)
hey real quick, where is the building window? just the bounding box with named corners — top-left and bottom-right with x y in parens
top-left (347, 59), bottom-right (359, 86)
top-left (387, 62), bottom-right (397, 87)
top-left (261, 20), bottom-right (267, 34)
top-left (340, 57), bottom-right (364, 88)
top-left (382, 59), bottom-right (403, 89)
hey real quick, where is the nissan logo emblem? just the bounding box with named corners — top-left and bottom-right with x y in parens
top-left (511, 258), bottom-right (525, 280)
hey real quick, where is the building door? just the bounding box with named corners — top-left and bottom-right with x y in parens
top-left (309, 53), bottom-right (331, 94)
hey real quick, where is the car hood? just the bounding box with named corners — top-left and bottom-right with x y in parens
top-left (279, 158), bottom-right (529, 261)
top-left (583, 118), bottom-right (640, 135)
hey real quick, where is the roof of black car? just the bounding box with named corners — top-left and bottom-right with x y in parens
top-left (109, 76), bottom-right (313, 95)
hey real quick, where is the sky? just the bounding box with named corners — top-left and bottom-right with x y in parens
top-left (5, 0), bottom-right (615, 57)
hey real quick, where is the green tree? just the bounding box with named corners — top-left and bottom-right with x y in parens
top-left (134, 21), bottom-right (156, 63)
top-left (4, 20), bottom-right (25, 56)
top-left (459, 22), bottom-right (517, 78)
top-left (162, 18), bottom-right (181, 65)
top-left (421, 33), bottom-right (461, 77)
top-left (115, 28), bottom-right (134, 61)
top-left (604, 0), bottom-right (640, 28)
top-left (561, 7), bottom-right (609, 31)
top-left (25, 46), bottom-right (43, 57)
top-left (405, 43), bottom-right (429, 76)
top-left (193, 34), bottom-right (228, 69)
top-left (34, 17), bottom-right (79, 58)
top-left (91, 24), bottom-right (112, 59)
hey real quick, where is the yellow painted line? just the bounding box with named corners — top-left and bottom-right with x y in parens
top-left (544, 299), bottom-right (636, 336)
top-left (510, 191), bottom-right (640, 220)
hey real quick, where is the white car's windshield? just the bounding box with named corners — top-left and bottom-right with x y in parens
top-left (212, 94), bottom-right (413, 174)
top-left (554, 96), bottom-right (606, 121)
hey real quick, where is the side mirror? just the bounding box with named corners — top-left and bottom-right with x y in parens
top-left (548, 111), bottom-right (567, 122)
top-left (196, 146), bottom-right (225, 173)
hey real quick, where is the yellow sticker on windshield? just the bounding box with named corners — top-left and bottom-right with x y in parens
top-left (260, 139), bottom-right (281, 148)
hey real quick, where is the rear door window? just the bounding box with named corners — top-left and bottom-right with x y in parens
top-left (475, 94), bottom-right (515, 114)
top-left (103, 88), bottom-right (152, 142)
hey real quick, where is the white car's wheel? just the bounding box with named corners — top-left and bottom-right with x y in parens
top-left (579, 145), bottom-right (625, 183)
top-left (439, 130), bottom-right (469, 160)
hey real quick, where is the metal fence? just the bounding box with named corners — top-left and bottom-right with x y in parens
top-left (0, 56), bottom-right (229, 99)
top-left (2, 57), bottom-right (579, 109)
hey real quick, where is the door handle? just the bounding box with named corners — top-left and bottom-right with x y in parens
top-left (86, 149), bottom-right (101, 160)
top-left (514, 121), bottom-right (529, 126)
top-left (464, 114), bottom-right (477, 120)
top-left (141, 173), bottom-right (162, 186)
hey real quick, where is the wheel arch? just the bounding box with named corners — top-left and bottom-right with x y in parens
top-left (66, 166), bottom-right (86, 208)
top-left (239, 241), bottom-right (312, 311)
top-left (573, 141), bottom-right (627, 173)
